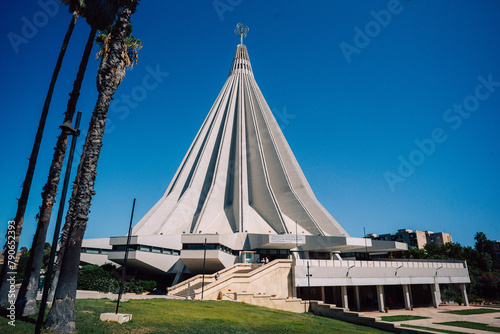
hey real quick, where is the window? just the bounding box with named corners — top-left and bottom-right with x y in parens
top-left (140, 245), bottom-right (151, 252)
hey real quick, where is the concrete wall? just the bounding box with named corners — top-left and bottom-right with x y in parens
top-left (295, 259), bottom-right (470, 288)
top-left (179, 260), bottom-right (293, 300)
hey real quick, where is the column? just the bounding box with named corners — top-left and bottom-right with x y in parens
top-left (460, 283), bottom-right (469, 306)
top-left (321, 286), bottom-right (325, 302)
top-left (354, 286), bottom-right (361, 311)
top-left (341, 286), bottom-right (349, 310)
top-left (403, 284), bottom-right (411, 310)
top-left (376, 285), bottom-right (385, 313)
top-left (431, 283), bottom-right (441, 308)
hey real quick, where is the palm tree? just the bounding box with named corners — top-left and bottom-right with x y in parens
top-left (45, 20), bottom-right (142, 310)
top-left (0, 3), bottom-right (83, 307)
top-left (44, 2), bottom-right (141, 332)
top-left (13, 0), bottom-right (124, 317)
top-left (14, 26), bottom-right (98, 318)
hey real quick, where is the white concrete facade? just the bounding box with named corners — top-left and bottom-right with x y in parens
top-left (80, 37), bottom-right (470, 308)
top-left (131, 44), bottom-right (347, 238)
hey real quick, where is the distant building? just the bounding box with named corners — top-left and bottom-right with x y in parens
top-left (368, 229), bottom-right (452, 249)
top-left (493, 240), bottom-right (500, 261)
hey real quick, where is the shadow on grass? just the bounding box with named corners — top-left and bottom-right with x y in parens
top-left (0, 306), bottom-right (37, 324)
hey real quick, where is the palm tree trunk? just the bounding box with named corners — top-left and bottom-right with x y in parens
top-left (15, 26), bottom-right (97, 317)
top-left (44, 3), bottom-right (137, 332)
top-left (0, 12), bottom-right (78, 307)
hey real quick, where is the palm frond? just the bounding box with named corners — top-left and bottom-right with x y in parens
top-left (61, 0), bottom-right (86, 15)
top-left (95, 23), bottom-right (142, 69)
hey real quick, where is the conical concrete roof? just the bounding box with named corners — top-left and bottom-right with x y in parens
top-left (132, 43), bottom-right (348, 238)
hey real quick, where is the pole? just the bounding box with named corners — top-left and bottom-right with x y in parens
top-left (295, 221), bottom-right (299, 252)
top-left (363, 227), bottom-right (369, 260)
top-left (201, 238), bottom-right (207, 300)
top-left (306, 261), bottom-right (312, 310)
top-left (35, 111), bottom-right (82, 334)
top-left (116, 198), bottom-right (136, 314)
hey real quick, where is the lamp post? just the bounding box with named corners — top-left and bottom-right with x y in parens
top-left (395, 265), bottom-right (403, 276)
top-left (201, 238), bottom-right (207, 300)
top-left (346, 265), bottom-right (355, 277)
top-left (116, 198), bottom-right (136, 314)
top-left (35, 111), bottom-right (82, 334)
top-left (306, 261), bottom-right (312, 310)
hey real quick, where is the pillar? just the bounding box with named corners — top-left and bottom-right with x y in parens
top-left (431, 283), bottom-right (441, 308)
top-left (376, 285), bottom-right (385, 313)
top-left (403, 284), bottom-right (411, 310)
top-left (321, 286), bottom-right (325, 302)
top-left (354, 286), bottom-right (361, 311)
top-left (341, 286), bottom-right (349, 310)
top-left (460, 283), bottom-right (469, 306)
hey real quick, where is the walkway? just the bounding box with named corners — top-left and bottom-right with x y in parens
top-left (362, 304), bottom-right (500, 334)
top-left (34, 290), bottom-right (183, 301)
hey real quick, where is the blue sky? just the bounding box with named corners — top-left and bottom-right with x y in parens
top-left (1, 1), bottom-right (499, 250)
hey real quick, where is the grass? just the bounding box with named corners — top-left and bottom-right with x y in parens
top-left (437, 321), bottom-right (500, 333)
top-left (380, 315), bottom-right (429, 322)
top-left (439, 308), bottom-right (500, 315)
top-left (438, 321), bottom-right (500, 332)
top-left (0, 298), bottom-right (390, 333)
top-left (401, 324), bottom-right (465, 334)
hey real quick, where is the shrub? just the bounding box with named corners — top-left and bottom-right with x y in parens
top-left (138, 279), bottom-right (157, 292)
top-left (78, 265), bottom-right (157, 294)
top-left (78, 265), bottom-right (117, 292)
top-left (472, 273), bottom-right (500, 300)
top-left (441, 289), bottom-right (458, 302)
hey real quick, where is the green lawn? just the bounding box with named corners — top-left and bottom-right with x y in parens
top-left (0, 299), bottom-right (389, 333)
top-left (439, 308), bottom-right (500, 315)
top-left (380, 315), bottom-right (429, 322)
top-left (438, 321), bottom-right (500, 333)
top-left (401, 324), bottom-right (465, 334)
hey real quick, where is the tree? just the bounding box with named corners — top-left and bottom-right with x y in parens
top-left (0, 7), bottom-right (81, 307)
top-left (474, 232), bottom-right (498, 270)
top-left (15, 0), bottom-right (124, 318)
top-left (15, 24), bottom-right (97, 319)
top-left (42, 243), bottom-right (52, 270)
top-left (475, 232), bottom-right (489, 253)
top-left (46, 17), bottom-right (142, 310)
top-left (44, 2), bottom-right (141, 332)
top-left (15, 248), bottom-right (31, 282)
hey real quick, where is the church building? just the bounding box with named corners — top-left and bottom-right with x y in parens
top-left (82, 25), bottom-right (470, 312)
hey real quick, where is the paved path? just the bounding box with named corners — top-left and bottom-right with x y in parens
top-left (34, 290), bottom-right (183, 301)
top-left (363, 305), bottom-right (500, 334)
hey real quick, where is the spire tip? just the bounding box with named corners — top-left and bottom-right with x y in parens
top-left (234, 23), bottom-right (249, 45)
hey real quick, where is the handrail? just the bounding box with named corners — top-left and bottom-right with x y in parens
top-left (168, 259), bottom-right (292, 296)
top-left (189, 259), bottom-right (292, 298)
top-left (295, 258), bottom-right (467, 269)
top-left (167, 262), bottom-right (259, 294)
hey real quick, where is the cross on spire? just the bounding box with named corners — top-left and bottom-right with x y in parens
top-left (234, 23), bottom-right (249, 45)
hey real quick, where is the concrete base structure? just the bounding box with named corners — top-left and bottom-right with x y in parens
top-left (99, 313), bottom-right (132, 324)
top-left (166, 257), bottom-right (470, 317)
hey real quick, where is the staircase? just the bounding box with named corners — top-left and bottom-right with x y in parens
top-left (167, 259), bottom-right (293, 300)
top-left (167, 262), bottom-right (260, 298)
